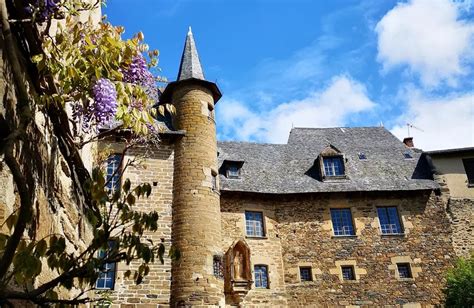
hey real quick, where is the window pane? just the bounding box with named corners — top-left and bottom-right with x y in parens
top-left (330, 209), bottom-right (355, 236)
top-left (323, 157), bottom-right (344, 176)
top-left (300, 267), bottom-right (312, 281)
top-left (96, 241), bottom-right (117, 290)
top-left (254, 265), bottom-right (268, 288)
top-left (106, 154), bottom-right (121, 192)
top-left (397, 263), bottom-right (412, 278)
top-left (377, 207), bottom-right (403, 234)
top-left (341, 266), bottom-right (355, 280)
top-left (245, 211), bottom-right (264, 237)
top-left (228, 165), bottom-right (240, 178)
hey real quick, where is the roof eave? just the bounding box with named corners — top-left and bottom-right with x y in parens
top-left (159, 78), bottom-right (222, 105)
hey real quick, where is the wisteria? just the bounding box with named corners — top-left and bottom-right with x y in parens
top-left (25, 0), bottom-right (59, 21)
top-left (92, 78), bottom-right (118, 125)
top-left (123, 54), bottom-right (160, 104)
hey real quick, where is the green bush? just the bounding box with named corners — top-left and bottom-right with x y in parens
top-left (445, 254), bottom-right (474, 307)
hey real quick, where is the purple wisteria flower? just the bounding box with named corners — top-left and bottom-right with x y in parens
top-left (123, 54), bottom-right (159, 104)
top-left (92, 78), bottom-right (118, 125)
top-left (25, 0), bottom-right (59, 21)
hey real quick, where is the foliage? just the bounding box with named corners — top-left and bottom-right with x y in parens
top-left (445, 254), bottom-right (474, 307)
top-left (33, 15), bottom-right (161, 136)
top-left (0, 0), bottom-right (177, 306)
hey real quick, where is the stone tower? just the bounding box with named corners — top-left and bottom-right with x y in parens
top-left (160, 28), bottom-right (224, 307)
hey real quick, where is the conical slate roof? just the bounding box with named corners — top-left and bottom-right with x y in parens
top-left (177, 27), bottom-right (205, 81)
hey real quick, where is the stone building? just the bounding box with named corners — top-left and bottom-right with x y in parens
top-left (425, 147), bottom-right (474, 258)
top-left (95, 29), bottom-right (470, 308)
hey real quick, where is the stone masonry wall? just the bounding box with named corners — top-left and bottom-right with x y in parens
top-left (96, 142), bottom-right (175, 308)
top-left (1, 15), bottom-right (94, 304)
top-left (221, 190), bottom-right (455, 307)
top-left (447, 198), bottom-right (474, 257)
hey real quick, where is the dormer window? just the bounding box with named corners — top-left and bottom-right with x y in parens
top-left (323, 157), bottom-right (344, 176)
top-left (358, 152), bottom-right (367, 160)
top-left (403, 151), bottom-right (413, 159)
top-left (227, 165), bottom-right (240, 178)
top-left (318, 145), bottom-right (346, 179)
top-left (221, 160), bottom-right (244, 179)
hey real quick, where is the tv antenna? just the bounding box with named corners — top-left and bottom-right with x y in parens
top-left (406, 123), bottom-right (424, 137)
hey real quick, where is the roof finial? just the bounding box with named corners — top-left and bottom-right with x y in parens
top-left (188, 26), bottom-right (192, 35)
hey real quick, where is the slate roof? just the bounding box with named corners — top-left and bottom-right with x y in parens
top-left (177, 27), bottom-right (205, 81)
top-left (217, 127), bottom-right (437, 194)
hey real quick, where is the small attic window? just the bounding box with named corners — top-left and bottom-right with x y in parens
top-left (403, 151), bottom-right (413, 159)
top-left (358, 153), bottom-right (367, 160)
top-left (221, 160), bottom-right (244, 179)
top-left (323, 157), bottom-right (345, 177)
top-left (227, 165), bottom-right (240, 178)
top-left (319, 145), bottom-right (346, 179)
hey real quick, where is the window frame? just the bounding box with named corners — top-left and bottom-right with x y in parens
top-left (322, 155), bottom-right (345, 177)
top-left (462, 158), bottom-right (474, 187)
top-left (245, 211), bottom-right (265, 238)
top-left (330, 208), bottom-right (356, 237)
top-left (341, 265), bottom-right (356, 281)
top-left (299, 266), bottom-right (313, 282)
top-left (254, 265), bottom-right (269, 289)
top-left (226, 164), bottom-right (241, 179)
top-left (105, 154), bottom-right (122, 193)
top-left (213, 255), bottom-right (224, 280)
top-left (377, 206), bottom-right (404, 235)
top-left (396, 263), bottom-right (413, 279)
top-left (95, 241), bottom-right (117, 290)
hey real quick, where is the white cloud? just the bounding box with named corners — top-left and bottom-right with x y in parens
top-left (375, 0), bottom-right (474, 86)
top-left (391, 90), bottom-right (474, 150)
top-left (217, 75), bottom-right (375, 143)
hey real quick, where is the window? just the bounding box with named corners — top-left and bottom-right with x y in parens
top-left (403, 151), bottom-right (413, 159)
top-left (254, 265), bottom-right (269, 288)
top-left (213, 255), bottom-right (224, 279)
top-left (105, 154), bottom-right (122, 192)
top-left (330, 208), bottom-right (355, 236)
top-left (96, 242), bottom-right (117, 289)
top-left (208, 103), bottom-right (215, 121)
top-left (341, 265), bottom-right (355, 281)
top-left (377, 207), bottom-right (403, 235)
top-left (397, 263), bottom-right (412, 279)
top-left (211, 170), bottom-right (218, 190)
top-left (358, 152), bottom-right (367, 160)
top-left (245, 211), bottom-right (265, 237)
top-left (226, 164), bottom-right (241, 178)
top-left (323, 156), bottom-right (345, 176)
top-left (462, 158), bottom-right (474, 186)
top-left (299, 267), bottom-right (312, 282)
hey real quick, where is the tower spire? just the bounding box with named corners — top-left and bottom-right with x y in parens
top-left (177, 26), bottom-right (205, 81)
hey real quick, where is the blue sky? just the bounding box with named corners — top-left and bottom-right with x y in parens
top-left (105, 0), bottom-right (474, 150)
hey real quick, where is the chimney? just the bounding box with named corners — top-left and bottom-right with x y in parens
top-left (403, 137), bottom-right (414, 148)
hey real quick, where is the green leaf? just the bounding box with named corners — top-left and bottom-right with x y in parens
top-left (35, 239), bottom-right (48, 257)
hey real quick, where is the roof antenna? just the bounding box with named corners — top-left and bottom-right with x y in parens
top-left (406, 123), bottom-right (424, 137)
